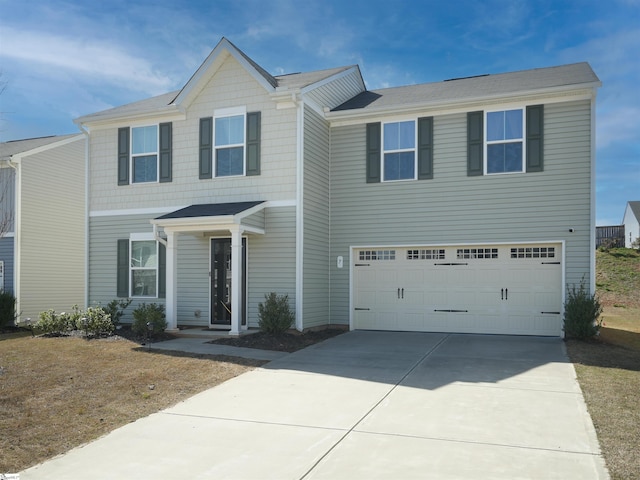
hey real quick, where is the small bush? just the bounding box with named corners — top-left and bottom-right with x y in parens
top-left (103, 298), bottom-right (132, 327)
top-left (0, 290), bottom-right (16, 328)
top-left (36, 309), bottom-right (74, 335)
top-left (563, 279), bottom-right (603, 339)
top-left (132, 303), bottom-right (167, 337)
top-left (258, 293), bottom-right (294, 334)
top-left (77, 306), bottom-right (114, 337)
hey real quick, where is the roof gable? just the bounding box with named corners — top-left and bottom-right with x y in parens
top-left (173, 38), bottom-right (277, 108)
top-left (627, 201), bottom-right (640, 221)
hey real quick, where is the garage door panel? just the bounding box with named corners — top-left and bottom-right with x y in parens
top-left (353, 244), bottom-right (563, 336)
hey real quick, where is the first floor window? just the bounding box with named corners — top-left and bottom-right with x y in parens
top-left (130, 239), bottom-right (158, 297)
top-left (486, 109), bottom-right (524, 174)
top-left (383, 120), bottom-right (416, 181)
top-left (131, 125), bottom-right (158, 183)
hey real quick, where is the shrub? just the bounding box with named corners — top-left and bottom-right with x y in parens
top-left (563, 279), bottom-right (603, 339)
top-left (103, 298), bottom-right (132, 327)
top-left (258, 292), bottom-right (294, 334)
top-left (36, 309), bottom-right (74, 335)
top-left (132, 303), bottom-right (167, 337)
top-left (77, 306), bottom-right (114, 337)
top-left (632, 236), bottom-right (640, 251)
top-left (0, 290), bottom-right (16, 328)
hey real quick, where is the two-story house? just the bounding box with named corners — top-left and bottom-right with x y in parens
top-left (76, 38), bottom-right (600, 337)
top-left (0, 134), bottom-right (86, 321)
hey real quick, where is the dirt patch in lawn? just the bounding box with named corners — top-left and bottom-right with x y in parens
top-left (0, 333), bottom-right (264, 473)
top-left (208, 328), bottom-right (346, 352)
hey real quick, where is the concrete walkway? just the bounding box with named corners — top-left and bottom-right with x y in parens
top-left (21, 331), bottom-right (609, 479)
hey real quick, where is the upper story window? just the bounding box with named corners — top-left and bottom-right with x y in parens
top-left (215, 113), bottom-right (245, 176)
top-left (383, 120), bottom-right (416, 181)
top-left (485, 109), bottom-right (524, 174)
top-left (131, 125), bottom-right (158, 183)
top-left (199, 109), bottom-right (261, 179)
top-left (118, 123), bottom-right (172, 186)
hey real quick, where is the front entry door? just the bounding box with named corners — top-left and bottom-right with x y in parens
top-left (210, 238), bottom-right (246, 328)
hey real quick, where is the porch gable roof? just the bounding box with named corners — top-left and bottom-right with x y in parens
top-left (151, 201), bottom-right (266, 234)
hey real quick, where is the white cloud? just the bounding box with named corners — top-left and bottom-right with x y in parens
top-left (0, 27), bottom-right (175, 96)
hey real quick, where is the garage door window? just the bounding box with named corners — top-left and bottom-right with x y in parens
top-left (407, 249), bottom-right (445, 260)
top-left (510, 246), bottom-right (555, 258)
top-left (457, 248), bottom-right (498, 259)
top-left (359, 250), bottom-right (396, 261)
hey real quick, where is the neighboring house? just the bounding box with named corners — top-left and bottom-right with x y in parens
top-left (623, 201), bottom-right (640, 248)
top-left (0, 135), bottom-right (86, 321)
top-left (75, 38), bottom-right (600, 337)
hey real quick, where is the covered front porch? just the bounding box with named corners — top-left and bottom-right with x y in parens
top-left (151, 201), bottom-right (266, 335)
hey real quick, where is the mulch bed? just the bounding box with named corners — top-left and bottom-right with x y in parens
top-left (208, 328), bottom-right (346, 353)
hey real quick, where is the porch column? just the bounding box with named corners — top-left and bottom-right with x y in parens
top-left (229, 225), bottom-right (243, 336)
top-left (165, 231), bottom-right (178, 331)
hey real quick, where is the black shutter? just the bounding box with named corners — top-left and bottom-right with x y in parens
top-left (117, 239), bottom-right (129, 297)
top-left (117, 127), bottom-right (130, 185)
top-left (467, 111), bottom-right (483, 176)
top-left (417, 117), bottom-right (434, 180)
top-left (366, 122), bottom-right (381, 183)
top-left (246, 112), bottom-right (261, 176)
top-left (158, 242), bottom-right (166, 299)
top-left (526, 105), bottom-right (544, 172)
top-left (159, 122), bottom-right (172, 182)
top-left (199, 117), bottom-right (213, 179)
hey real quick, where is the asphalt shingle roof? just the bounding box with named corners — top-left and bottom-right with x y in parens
top-left (0, 134), bottom-right (80, 160)
top-left (332, 62), bottom-right (600, 112)
top-left (155, 201), bottom-right (265, 220)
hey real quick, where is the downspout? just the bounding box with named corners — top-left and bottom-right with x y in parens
top-left (6, 157), bottom-right (19, 320)
top-left (587, 79), bottom-right (601, 293)
top-left (295, 93), bottom-right (304, 331)
top-left (77, 124), bottom-right (90, 309)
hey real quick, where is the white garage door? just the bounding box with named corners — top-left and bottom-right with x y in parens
top-left (353, 244), bottom-right (562, 336)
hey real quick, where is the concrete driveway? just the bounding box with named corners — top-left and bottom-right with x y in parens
top-left (21, 331), bottom-right (609, 479)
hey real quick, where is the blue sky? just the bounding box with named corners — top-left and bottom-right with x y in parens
top-left (0, 0), bottom-right (638, 225)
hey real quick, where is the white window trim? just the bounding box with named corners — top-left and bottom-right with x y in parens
top-left (129, 233), bottom-right (159, 298)
top-left (130, 124), bottom-right (159, 184)
top-left (214, 106), bottom-right (247, 178)
top-left (484, 108), bottom-right (526, 176)
top-left (381, 119), bottom-right (418, 182)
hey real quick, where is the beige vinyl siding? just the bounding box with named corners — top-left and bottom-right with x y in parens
top-left (19, 138), bottom-right (86, 320)
top-left (90, 55), bottom-right (298, 213)
top-left (302, 106), bottom-right (330, 328)
top-left (89, 206), bottom-right (296, 327)
top-left (329, 99), bottom-right (593, 325)
top-left (304, 69), bottom-right (364, 110)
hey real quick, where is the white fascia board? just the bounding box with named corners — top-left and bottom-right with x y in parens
top-left (75, 108), bottom-right (185, 131)
top-left (151, 215), bottom-right (235, 228)
top-left (173, 39), bottom-right (276, 109)
top-left (9, 134), bottom-right (85, 163)
top-left (326, 84), bottom-right (600, 126)
top-left (234, 202), bottom-right (267, 220)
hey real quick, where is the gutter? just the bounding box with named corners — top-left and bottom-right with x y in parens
top-left (324, 82), bottom-right (602, 124)
top-left (77, 124), bottom-right (90, 309)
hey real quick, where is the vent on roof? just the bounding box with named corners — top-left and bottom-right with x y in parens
top-left (443, 74), bottom-right (490, 82)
